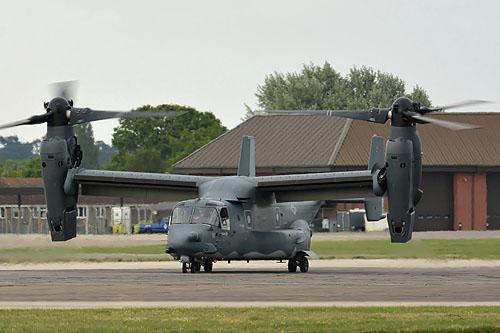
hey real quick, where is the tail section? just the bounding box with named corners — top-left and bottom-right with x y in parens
top-left (237, 136), bottom-right (256, 177)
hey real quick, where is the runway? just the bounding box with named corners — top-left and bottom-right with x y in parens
top-left (1, 260), bottom-right (499, 308)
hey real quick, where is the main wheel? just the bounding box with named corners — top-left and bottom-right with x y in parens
top-left (204, 261), bottom-right (213, 273)
top-left (195, 262), bottom-right (202, 272)
top-left (299, 256), bottom-right (309, 272)
top-left (182, 262), bottom-right (187, 273)
top-left (190, 262), bottom-right (196, 273)
top-left (287, 259), bottom-right (297, 272)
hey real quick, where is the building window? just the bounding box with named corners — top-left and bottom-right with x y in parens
top-left (0, 207), bottom-right (5, 218)
top-left (96, 207), bottom-right (104, 218)
top-left (77, 206), bottom-right (87, 218)
top-left (13, 207), bottom-right (24, 219)
top-left (40, 207), bottom-right (47, 219)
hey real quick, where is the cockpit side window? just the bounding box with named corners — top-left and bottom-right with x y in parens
top-left (192, 207), bottom-right (220, 227)
top-left (220, 207), bottom-right (230, 230)
top-left (172, 207), bottom-right (193, 224)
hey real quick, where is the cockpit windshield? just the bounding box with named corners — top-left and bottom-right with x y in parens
top-left (171, 206), bottom-right (220, 227)
top-left (192, 207), bottom-right (220, 227)
top-left (172, 206), bottom-right (193, 224)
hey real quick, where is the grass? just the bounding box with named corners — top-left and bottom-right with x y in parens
top-left (0, 306), bottom-right (499, 332)
top-left (1, 239), bottom-right (500, 263)
top-left (311, 238), bottom-right (500, 259)
top-left (0, 245), bottom-right (172, 264)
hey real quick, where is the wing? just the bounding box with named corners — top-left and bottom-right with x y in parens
top-left (257, 170), bottom-right (374, 202)
top-left (73, 169), bottom-right (212, 201)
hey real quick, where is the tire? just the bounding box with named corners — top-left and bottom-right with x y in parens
top-left (204, 261), bottom-right (213, 273)
top-left (190, 262), bottom-right (196, 273)
top-left (299, 257), bottom-right (309, 273)
top-left (287, 259), bottom-right (297, 272)
top-left (195, 262), bottom-right (201, 272)
top-left (145, 228), bottom-right (152, 234)
top-left (182, 263), bottom-right (187, 273)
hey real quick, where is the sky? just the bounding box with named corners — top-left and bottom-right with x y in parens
top-left (0, 0), bottom-right (499, 145)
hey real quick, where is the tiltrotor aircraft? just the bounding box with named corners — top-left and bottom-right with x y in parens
top-left (0, 82), bottom-right (487, 273)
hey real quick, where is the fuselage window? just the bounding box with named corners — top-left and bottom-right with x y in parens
top-left (244, 210), bottom-right (253, 229)
top-left (220, 207), bottom-right (230, 230)
top-left (192, 207), bottom-right (220, 227)
top-left (172, 207), bottom-right (193, 224)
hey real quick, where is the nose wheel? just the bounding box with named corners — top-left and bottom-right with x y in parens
top-left (181, 260), bottom-right (204, 273)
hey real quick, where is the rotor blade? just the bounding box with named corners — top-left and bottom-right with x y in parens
top-left (263, 108), bottom-right (390, 124)
top-left (0, 113), bottom-right (53, 130)
top-left (69, 108), bottom-right (185, 125)
top-left (421, 100), bottom-right (492, 113)
top-left (408, 113), bottom-right (480, 130)
top-left (50, 80), bottom-right (78, 101)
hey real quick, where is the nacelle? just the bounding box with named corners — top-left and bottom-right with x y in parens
top-left (40, 126), bottom-right (79, 241)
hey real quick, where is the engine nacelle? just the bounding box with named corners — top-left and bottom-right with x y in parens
top-left (385, 137), bottom-right (415, 243)
top-left (40, 126), bottom-right (79, 241)
top-left (371, 126), bottom-right (423, 243)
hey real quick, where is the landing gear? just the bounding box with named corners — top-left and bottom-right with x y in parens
top-left (299, 256), bottom-right (309, 272)
top-left (189, 261), bottom-right (201, 273)
top-left (288, 258), bottom-right (297, 272)
top-left (288, 253), bottom-right (309, 273)
top-left (204, 260), bottom-right (213, 273)
top-left (181, 259), bottom-right (209, 273)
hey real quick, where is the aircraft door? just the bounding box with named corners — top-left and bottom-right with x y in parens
top-left (215, 207), bottom-right (231, 252)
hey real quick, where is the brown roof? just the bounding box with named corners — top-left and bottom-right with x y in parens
top-left (173, 115), bottom-right (350, 174)
top-left (0, 178), bottom-right (43, 188)
top-left (173, 112), bottom-right (500, 174)
top-left (335, 113), bottom-right (500, 169)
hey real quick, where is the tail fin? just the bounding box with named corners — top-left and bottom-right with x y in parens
top-left (237, 136), bottom-right (256, 177)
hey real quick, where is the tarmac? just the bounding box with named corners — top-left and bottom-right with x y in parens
top-left (1, 231), bottom-right (499, 309)
top-left (1, 259), bottom-right (500, 308)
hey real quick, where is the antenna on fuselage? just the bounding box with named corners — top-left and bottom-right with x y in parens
top-left (237, 136), bottom-right (256, 177)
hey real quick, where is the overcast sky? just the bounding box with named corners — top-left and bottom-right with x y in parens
top-left (0, 0), bottom-right (498, 144)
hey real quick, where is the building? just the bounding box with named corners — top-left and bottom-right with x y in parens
top-left (173, 113), bottom-right (500, 231)
top-left (0, 177), bottom-right (172, 234)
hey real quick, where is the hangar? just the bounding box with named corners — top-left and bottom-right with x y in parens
top-left (173, 112), bottom-right (500, 231)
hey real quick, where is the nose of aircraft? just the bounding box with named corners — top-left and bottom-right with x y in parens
top-left (187, 231), bottom-right (201, 242)
top-left (166, 224), bottom-right (215, 255)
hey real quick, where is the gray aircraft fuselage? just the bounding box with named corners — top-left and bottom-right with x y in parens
top-left (166, 176), bottom-right (320, 263)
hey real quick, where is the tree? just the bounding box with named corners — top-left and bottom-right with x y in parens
top-left (105, 104), bottom-right (227, 173)
top-left (255, 62), bottom-right (431, 111)
top-left (0, 136), bottom-right (40, 160)
top-left (0, 157), bottom-right (41, 178)
top-left (74, 123), bottom-right (100, 169)
top-left (241, 103), bottom-right (256, 121)
top-left (96, 140), bottom-right (117, 166)
top-left (22, 156), bottom-right (41, 177)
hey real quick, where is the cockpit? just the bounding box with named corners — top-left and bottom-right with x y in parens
top-left (171, 199), bottom-right (230, 230)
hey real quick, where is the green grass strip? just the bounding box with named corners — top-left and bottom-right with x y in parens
top-left (1, 238), bottom-right (500, 263)
top-left (0, 306), bottom-right (499, 332)
top-left (311, 238), bottom-right (500, 259)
